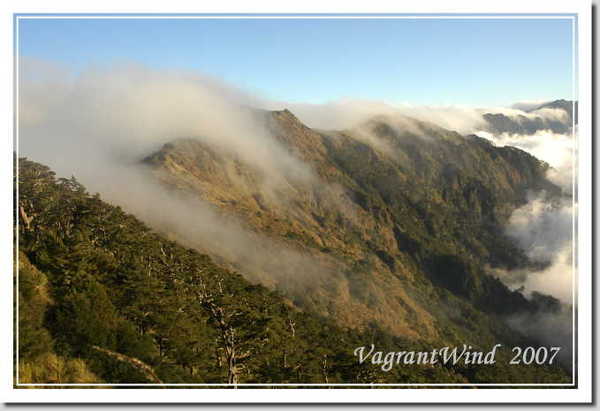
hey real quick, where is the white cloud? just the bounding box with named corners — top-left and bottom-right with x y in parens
top-left (497, 193), bottom-right (575, 305)
top-left (19, 59), bottom-right (313, 190)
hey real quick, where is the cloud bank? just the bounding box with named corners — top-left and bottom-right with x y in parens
top-left (268, 98), bottom-right (571, 136)
top-left (19, 59), bottom-right (313, 189)
top-left (476, 127), bottom-right (574, 307)
top-left (500, 194), bottom-right (574, 305)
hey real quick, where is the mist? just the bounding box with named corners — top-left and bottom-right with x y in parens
top-left (270, 98), bottom-right (571, 136)
top-left (472, 125), bottom-right (575, 305)
top-left (18, 58), bottom-right (367, 314)
top-left (94, 163), bottom-right (348, 302)
top-left (497, 194), bottom-right (574, 304)
top-left (275, 99), bottom-right (490, 134)
top-left (19, 58), bottom-right (313, 190)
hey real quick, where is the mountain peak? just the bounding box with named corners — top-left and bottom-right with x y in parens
top-left (270, 107), bottom-right (299, 121)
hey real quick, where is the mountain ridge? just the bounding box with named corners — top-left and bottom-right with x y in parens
top-left (140, 108), bottom-right (565, 346)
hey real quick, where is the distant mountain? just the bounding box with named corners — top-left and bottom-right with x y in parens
top-left (483, 99), bottom-right (577, 135)
top-left (535, 99), bottom-right (578, 124)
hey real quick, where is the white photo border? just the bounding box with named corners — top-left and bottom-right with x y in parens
top-left (1, 0), bottom-right (593, 403)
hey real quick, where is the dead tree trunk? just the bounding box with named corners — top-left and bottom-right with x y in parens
top-left (19, 205), bottom-right (33, 230)
top-left (322, 355), bottom-right (329, 384)
top-left (198, 292), bottom-right (241, 385)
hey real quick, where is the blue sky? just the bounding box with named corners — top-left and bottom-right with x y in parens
top-left (17, 17), bottom-right (575, 106)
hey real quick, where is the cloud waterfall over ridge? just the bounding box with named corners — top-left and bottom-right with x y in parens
top-left (18, 58), bottom-right (576, 314)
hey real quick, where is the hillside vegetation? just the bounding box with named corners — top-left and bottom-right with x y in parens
top-left (143, 110), bottom-right (565, 344)
top-left (16, 158), bottom-right (569, 385)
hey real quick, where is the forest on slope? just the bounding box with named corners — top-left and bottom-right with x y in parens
top-left (16, 158), bottom-right (570, 385)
